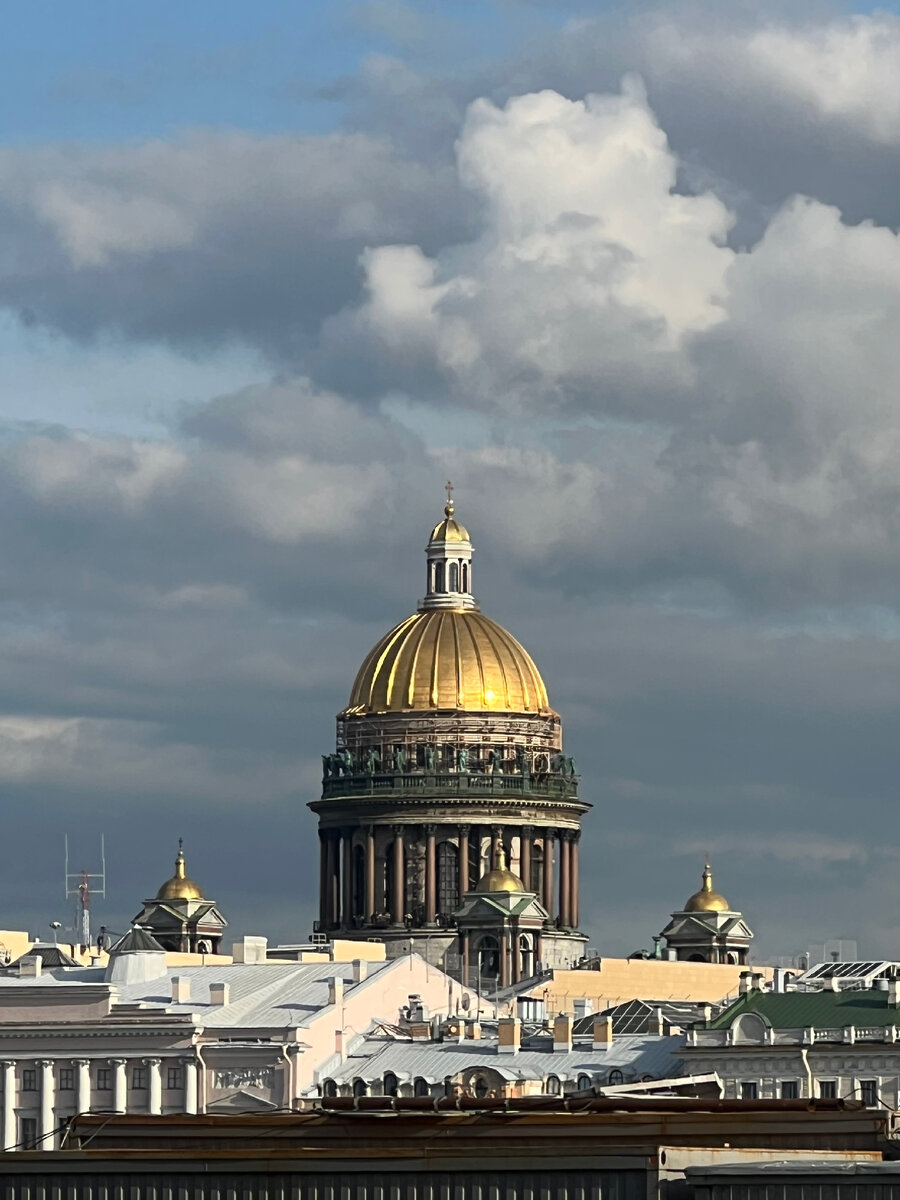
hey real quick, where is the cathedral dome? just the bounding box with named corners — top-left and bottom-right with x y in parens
top-left (156, 841), bottom-right (204, 902)
top-left (345, 608), bottom-right (551, 714)
top-left (683, 864), bottom-right (730, 913)
top-left (429, 510), bottom-right (470, 545)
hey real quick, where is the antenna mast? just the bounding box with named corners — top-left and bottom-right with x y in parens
top-left (64, 835), bottom-right (107, 951)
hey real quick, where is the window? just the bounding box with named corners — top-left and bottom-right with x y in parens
top-left (859, 1079), bottom-right (878, 1107)
top-left (413, 1077), bottom-right (429, 1097)
top-left (449, 562), bottom-right (459, 592)
top-left (58, 1067), bottom-right (74, 1091)
top-left (576, 1073), bottom-right (591, 1091)
top-left (438, 841), bottom-right (460, 914)
top-left (443, 1076), bottom-right (454, 1098)
top-left (607, 1069), bottom-right (624, 1086)
top-left (132, 1067), bottom-right (147, 1090)
top-left (322, 1079), bottom-right (337, 1098)
top-left (780, 1080), bottom-right (798, 1100)
top-left (545, 1074), bottom-right (561, 1096)
top-left (352, 1078), bottom-right (367, 1098)
top-left (819, 1080), bottom-right (837, 1099)
top-left (740, 1081), bottom-right (758, 1100)
top-left (166, 1066), bottom-right (183, 1090)
top-left (19, 1117), bottom-right (38, 1150)
top-left (434, 562), bottom-right (445, 593)
top-left (473, 1075), bottom-right (489, 1099)
top-left (461, 563), bottom-right (469, 593)
top-left (383, 1071), bottom-right (398, 1097)
top-left (21, 1068), bottom-right (36, 1092)
top-left (96, 1068), bottom-right (111, 1091)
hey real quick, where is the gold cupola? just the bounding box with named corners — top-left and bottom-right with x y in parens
top-left (683, 863), bottom-right (730, 913)
top-left (156, 839), bottom-right (204, 902)
top-left (344, 487), bottom-right (552, 715)
top-left (476, 845), bottom-right (526, 893)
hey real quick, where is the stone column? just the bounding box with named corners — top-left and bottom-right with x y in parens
top-left (183, 1059), bottom-right (198, 1115)
top-left (146, 1058), bottom-right (162, 1115)
top-left (324, 833), bottom-right (337, 927)
top-left (111, 1058), bottom-right (127, 1113)
top-left (490, 827), bottom-right (501, 866)
top-left (39, 1059), bottom-right (55, 1147)
top-left (391, 827), bottom-right (404, 924)
top-left (458, 825), bottom-right (470, 899)
top-left (559, 833), bottom-right (571, 927)
top-left (425, 824), bottom-right (437, 924)
top-left (500, 930), bottom-right (510, 988)
top-left (342, 831), bottom-right (353, 927)
top-left (520, 828), bottom-right (532, 891)
top-left (318, 831), bottom-right (328, 928)
top-left (75, 1059), bottom-right (91, 1115)
top-left (462, 932), bottom-right (470, 988)
top-left (2, 1061), bottom-right (15, 1151)
top-left (512, 926), bottom-right (522, 984)
top-left (570, 832), bottom-right (580, 930)
top-left (543, 830), bottom-right (555, 919)
top-left (365, 826), bottom-right (376, 921)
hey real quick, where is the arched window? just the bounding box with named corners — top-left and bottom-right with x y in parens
top-left (352, 1078), bottom-right (367, 1097)
top-left (478, 935), bottom-right (500, 978)
top-left (531, 845), bottom-right (544, 897)
top-left (461, 563), bottom-right (469, 592)
top-left (545, 1075), bottom-right (561, 1096)
top-left (438, 841), bottom-right (460, 914)
top-left (688, 953), bottom-right (706, 962)
top-left (434, 561), bottom-right (445, 592)
top-left (449, 562), bottom-right (459, 592)
top-left (607, 1069), bottom-right (624, 1086)
top-left (383, 1071), bottom-right (398, 1097)
top-left (352, 845), bottom-right (365, 919)
top-left (413, 1077), bottom-right (429, 1097)
top-left (519, 934), bottom-right (533, 980)
top-left (576, 1073), bottom-right (591, 1092)
top-left (323, 1078), bottom-right (337, 1097)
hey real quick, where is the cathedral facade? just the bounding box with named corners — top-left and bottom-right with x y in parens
top-left (309, 493), bottom-right (590, 984)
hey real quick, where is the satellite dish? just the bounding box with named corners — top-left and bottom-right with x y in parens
top-left (462, 993), bottom-right (471, 1011)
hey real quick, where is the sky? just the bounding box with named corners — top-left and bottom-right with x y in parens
top-left (3, 0), bottom-right (900, 962)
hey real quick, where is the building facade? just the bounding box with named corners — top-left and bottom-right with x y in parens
top-left (309, 494), bottom-right (590, 980)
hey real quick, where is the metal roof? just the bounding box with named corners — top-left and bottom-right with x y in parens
top-left (708, 988), bottom-right (900, 1030)
top-left (319, 1032), bottom-right (684, 1089)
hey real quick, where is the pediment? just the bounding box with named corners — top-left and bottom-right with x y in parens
top-left (207, 1089), bottom-right (278, 1112)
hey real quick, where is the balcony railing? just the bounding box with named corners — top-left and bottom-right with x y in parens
top-left (321, 770), bottom-right (580, 802)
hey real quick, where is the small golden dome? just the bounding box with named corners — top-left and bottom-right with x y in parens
top-left (345, 608), bottom-right (551, 714)
top-left (156, 840), bottom-right (204, 902)
top-left (684, 863), bottom-right (730, 913)
top-left (476, 845), bottom-right (525, 893)
top-left (429, 485), bottom-right (470, 544)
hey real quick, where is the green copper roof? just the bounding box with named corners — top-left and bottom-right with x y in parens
top-left (709, 988), bottom-right (900, 1030)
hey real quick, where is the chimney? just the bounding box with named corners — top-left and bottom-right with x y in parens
top-left (171, 976), bottom-right (191, 1003)
top-left (889, 976), bottom-right (900, 1006)
top-left (18, 955), bottom-right (41, 978)
top-left (498, 1017), bottom-right (521, 1055)
top-left (409, 1022), bottom-right (432, 1041)
top-left (752, 972), bottom-right (765, 991)
top-left (352, 959), bottom-right (367, 983)
top-left (738, 970), bottom-right (752, 995)
top-left (466, 1021), bottom-right (482, 1041)
top-left (231, 935), bottom-right (267, 964)
top-left (593, 1015), bottom-right (613, 1049)
top-left (701, 1004), bottom-right (712, 1025)
top-left (328, 977), bottom-right (344, 1006)
top-left (648, 1007), bottom-right (666, 1036)
top-left (553, 1013), bottom-right (573, 1053)
top-left (334, 1029), bottom-right (345, 1061)
top-left (209, 982), bottom-right (230, 1006)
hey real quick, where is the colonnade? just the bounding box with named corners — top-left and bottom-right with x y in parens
top-left (0, 1056), bottom-right (198, 1151)
top-left (318, 824), bottom-right (580, 931)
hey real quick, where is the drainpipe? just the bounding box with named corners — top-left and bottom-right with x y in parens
top-left (800, 1045), bottom-right (813, 1099)
top-left (195, 1041), bottom-right (208, 1115)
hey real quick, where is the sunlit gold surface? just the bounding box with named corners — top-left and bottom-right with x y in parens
top-left (156, 841), bottom-right (204, 901)
top-left (429, 516), bottom-right (470, 544)
top-left (346, 608), bottom-right (551, 713)
top-left (684, 864), bottom-right (730, 913)
top-left (476, 845), bottom-right (525, 893)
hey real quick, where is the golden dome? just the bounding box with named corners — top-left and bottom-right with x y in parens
top-left (429, 489), bottom-right (470, 544)
top-left (684, 863), bottom-right (730, 913)
top-left (156, 840), bottom-right (204, 902)
top-left (345, 608), bottom-right (551, 714)
top-left (476, 845), bottom-right (525, 893)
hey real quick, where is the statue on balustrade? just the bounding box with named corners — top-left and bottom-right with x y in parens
top-left (365, 746), bottom-right (380, 775)
top-left (424, 744), bottom-right (436, 772)
top-left (393, 745), bottom-right (407, 772)
top-left (457, 746), bottom-right (469, 772)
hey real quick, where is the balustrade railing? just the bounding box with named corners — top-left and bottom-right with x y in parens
top-left (321, 770), bottom-right (580, 801)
